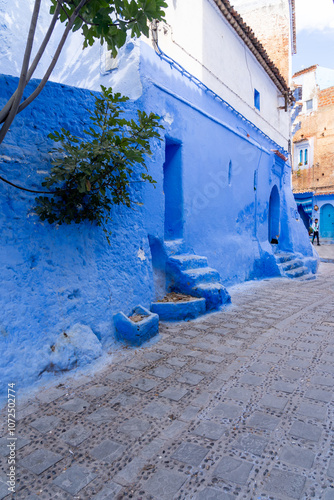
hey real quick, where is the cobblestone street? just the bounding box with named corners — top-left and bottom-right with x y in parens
top-left (1, 262), bottom-right (334, 500)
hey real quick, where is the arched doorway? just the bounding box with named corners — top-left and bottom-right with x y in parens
top-left (297, 204), bottom-right (311, 231)
top-left (268, 185), bottom-right (280, 243)
top-left (320, 203), bottom-right (334, 239)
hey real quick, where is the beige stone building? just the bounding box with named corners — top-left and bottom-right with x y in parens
top-left (291, 65), bottom-right (334, 240)
top-left (231, 0), bottom-right (296, 85)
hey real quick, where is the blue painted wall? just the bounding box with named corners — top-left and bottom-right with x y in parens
top-left (0, 75), bottom-right (155, 393)
top-left (138, 42), bottom-right (314, 284)
top-left (294, 192), bottom-right (334, 242)
top-left (0, 41), bottom-right (315, 392)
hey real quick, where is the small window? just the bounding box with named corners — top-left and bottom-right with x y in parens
top-left (228, 160), bottom-right (232, 186)
top-left (304, 148), bottom-right (308, 165)
top-left (299, 150), bottom-right (303, 164)
top-left (294, 87), bottom-right (302, 101)
top-left (306, 99), bottom-right (313, 111)
top-left (254, 89), bottom-right (260, 110)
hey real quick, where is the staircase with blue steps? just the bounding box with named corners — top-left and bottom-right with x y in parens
top-left (165, 240), bottom-right (231, 311)
top-left (274, 251), bottom-right (318, 280)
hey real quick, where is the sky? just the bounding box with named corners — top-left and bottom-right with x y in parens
top-left (292, 0), bottom-right (334, 73)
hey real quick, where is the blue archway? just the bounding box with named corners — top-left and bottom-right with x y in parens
top-left (297, 204), bottom-right (311, 231)
top-left (268, 185), bottom-right (280, 243)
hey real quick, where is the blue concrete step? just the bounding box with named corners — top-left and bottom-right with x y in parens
top-left (275, 253), bottom-right (295, 264)
top-left (168, 254), bottom-right (208, 271)
top-left (280, 259), bottom-right (303, 272)
top-left (274, 251), bottom-right (317, 280)
top-left (299, 274), bottom-right (317, 281)
top-left (164, 240), bottom-right (230, 311)
top-left (193, 282), bottom-right (231, 311)
top-left (183, 267), bottom-right (221, 286)
top-left (285, 266), bottom-right (309, 278)
top-left (164, 239), bottom-right (189, 256)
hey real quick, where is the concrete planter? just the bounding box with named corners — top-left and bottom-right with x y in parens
top-left (114, 305), bottom-right (159, 346)
top-left (151, 297), bottom-right (206, 321)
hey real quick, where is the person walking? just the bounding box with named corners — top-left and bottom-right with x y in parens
top-left (312, 218), bottom-right (320, 246)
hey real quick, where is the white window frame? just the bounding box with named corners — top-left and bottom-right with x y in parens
top-left (294, 139), bottom-right (313, 170)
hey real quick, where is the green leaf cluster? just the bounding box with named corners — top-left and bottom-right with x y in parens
top-left (35, 86), bottom-right (163, 231)
top-left (50, 0), bottom-right (167, 56)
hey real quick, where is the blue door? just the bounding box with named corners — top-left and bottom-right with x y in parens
top-left (320, 203), bottom-right (334, 239)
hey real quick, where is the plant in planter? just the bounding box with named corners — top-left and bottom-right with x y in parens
top-left (151, 292), bottom-right (206, 321)
top-left (114, 305), bottom-right (159, 346)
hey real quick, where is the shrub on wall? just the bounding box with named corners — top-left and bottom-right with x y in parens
top-left (35, 86), bottom-right (163, 241)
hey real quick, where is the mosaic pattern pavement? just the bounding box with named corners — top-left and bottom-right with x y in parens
top-left (1, 264), bottom-right (334, 499)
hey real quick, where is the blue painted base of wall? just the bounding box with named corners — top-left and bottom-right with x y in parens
top-left (114, 305), bottom-right (159, 346)
top-left (151, 298), bottom-right (206, 321)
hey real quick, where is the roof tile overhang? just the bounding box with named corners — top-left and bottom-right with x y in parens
top-left (293, 65), bottom-right (318, 79)
top-left (293, 190), bottom-right (314, 195)
top-left (273, 150), bottom-right (288, 162)
top-left (212, 0), bottom-right (290, 95)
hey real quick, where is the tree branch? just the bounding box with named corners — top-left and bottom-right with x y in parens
top-left (0, 0), bottom-right (41, 144)
top-left (0, 174), bottom-right (59, 194)
top-left (0, 3), bottom-right (61, 125)
top-left (56, 0), bottom-right (71, 21)
top-left (74, 14), bottom-right (137, 27)
top-left (14, 0), bottom-right (89, 117)
top-left (76, 12), bottom-right (98, 25)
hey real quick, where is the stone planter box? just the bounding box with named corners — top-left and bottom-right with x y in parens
top-left (151, 297), bottom-right (206, 321)
top-left (114, 305), bottom-right (159, 346)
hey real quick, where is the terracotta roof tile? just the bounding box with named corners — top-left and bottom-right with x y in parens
top-left (292, 65), bottom-right (318, 79)
top-left (293, 189), bottom-right (313, 194)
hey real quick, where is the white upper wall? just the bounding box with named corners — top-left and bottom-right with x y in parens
top-left (292, 66), bottom-right (334, 115)
top-left (0, 0), bottom-right (127, 91)
top-left (0, 0), bottom-right (290, 148)
top-left (293, 69), bottom-right (318, 113)
top-left (143, 0), bottom-right (290, 148)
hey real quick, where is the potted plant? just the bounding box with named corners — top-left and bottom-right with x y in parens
top-left (114, 305), bottom-right (159, 346)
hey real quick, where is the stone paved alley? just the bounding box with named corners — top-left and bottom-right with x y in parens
top-left (1, 261), bottom-right (334, 500)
